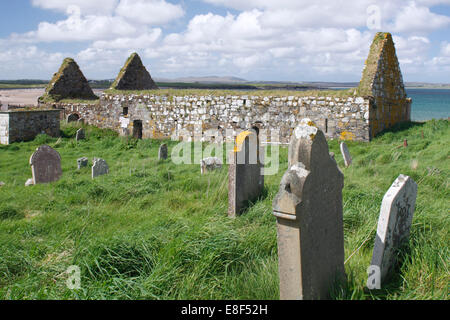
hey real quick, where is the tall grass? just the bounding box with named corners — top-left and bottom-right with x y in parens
top-left (0, 120), bottom-right (448, 300)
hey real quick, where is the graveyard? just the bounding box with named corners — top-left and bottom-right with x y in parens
top-left (0, 118), bottom-right (448, 299)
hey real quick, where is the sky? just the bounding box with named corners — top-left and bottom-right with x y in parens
top-left (0, 0), bottom-right (449, 83)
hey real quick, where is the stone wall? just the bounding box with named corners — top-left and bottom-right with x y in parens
top-left (0, 109), bottom-right (61, 145)
top-left (57, 93), bottom-right (372, 142)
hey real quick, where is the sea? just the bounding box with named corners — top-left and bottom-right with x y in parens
top-left (406, 89), bottom-right (449, 122)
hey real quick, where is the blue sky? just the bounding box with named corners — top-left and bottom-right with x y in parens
top-left (0, 0), bottom-right (449, 83)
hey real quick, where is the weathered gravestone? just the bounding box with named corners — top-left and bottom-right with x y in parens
top-left (30, 145), bottom-right (62, 184)
top-left (77, 157), bottom-right (88, 170)
top-left (76, 128), bottom-right (85, 141)
top-left (369, 174), bottom-right (418, 286)
top-left (92, 158), bottom-right (109, 179)
top-left (158, 143), bottom-right (168, 160)
top-left (228, 130), bottom-right (264, 217)
top-left (340, 142), bottom-right (352, 167)
top-left (200, 157), bottom-right (222, 174)
top-left (273, 118), bottom-right (346, 300)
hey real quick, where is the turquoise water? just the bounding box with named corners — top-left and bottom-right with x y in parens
top-left (406, 89), bottom-right (450, 121)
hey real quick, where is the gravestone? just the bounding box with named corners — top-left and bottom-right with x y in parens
top-left (30, 145), bottom-right (62, 184)
top-left (200, 157), bottom-right (222, 174)
top-left (77, 157), bottom-right (88, 170)
top-left (92, 158), bottom-right (109, 179)
top-left (158, 143), bottom-right (168, 160)
top-left (369, 174), bottom-right (418, 285)
top-left (76, 128), bottom-right (85, 141)
top-left (228, 130), bottom-right (264, 217)
top-left (340, 142), bottom-right (352, 167)
top-left (25, 178), bottom-right (34, 187)
top-left (273, 118), bottom-right (346, 300)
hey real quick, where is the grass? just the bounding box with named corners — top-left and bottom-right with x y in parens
top-left (0, 120), bottom-right (448, 300)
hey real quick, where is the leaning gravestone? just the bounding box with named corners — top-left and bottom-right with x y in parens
top-left (369, 174), bottom-right (418, 286)
top-left (77, 157), bottom-right (88, 170)
top-left (30, 145), bottom-right (62, 184)
top-left (340, 142), bottom-right (352, 167)
top-left (200, 157), bottom-right (222, 174)
top-left (92, 158), bottom-right (109, 179)
top-left (273, 118), bottom-right (346, 300)
top-left (76, 128), bottom-right (85, 141)
top-left (228, 130), bottom-right (264, 217)
top-left (158, 143), bottom-right (168, 160)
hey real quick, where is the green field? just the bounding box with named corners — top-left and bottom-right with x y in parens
top-left (0, 120), bottom-right (448, 300)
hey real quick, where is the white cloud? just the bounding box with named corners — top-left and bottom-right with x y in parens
top-left (1, 0), bottom-right (450, 81)
top-left (392, 2), bottom-right (450, 33)
top-left (32, 0), bottom-right (119, 15)
top-left (115, 0), bottom-right (185, 25)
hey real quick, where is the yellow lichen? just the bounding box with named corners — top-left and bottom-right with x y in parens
top-left (340, 131), bottom-right (356, 141)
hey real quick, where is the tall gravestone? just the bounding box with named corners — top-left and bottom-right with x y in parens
top-left (110, 53), bottom-right (159, 90)
top-left (273, 119), bottom-right (346, 300)
top-left (369, 174), bottom-right (418, 286)
top-left (92, 158), bottom-right (109, 179)
top-left (228, 130), bottom-right (264, 217)
top-left (30, 145), bottom-right (62, 184)
top-left (340, 142), bottom-right (352, 167)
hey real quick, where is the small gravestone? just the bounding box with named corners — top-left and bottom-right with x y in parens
top-left (30, 145), bottom-right (62, 184)
top-left (340, 142), bottom-right (352, 167)
top-left (77, 157), bottom-right (88, 170)
top-left (92, 158), bottom-right (109, 179)
top-left (25, 178), bottom-right (34, 187)
top-left (200, 157), bottom-right (222, 174)
top-left (369, 174), bottom-right (418, 286)
top-left (228, 130), bottom-right (264, 217)
top-left (76, 128), bottom-right (85, 141)
top-left (158, 143), bottom-right (168, 160)
top-left (273, 118), bottom-right (346, 300)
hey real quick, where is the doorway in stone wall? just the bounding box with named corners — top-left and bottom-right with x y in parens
top-left (133, 120), bottom-right (143, 139)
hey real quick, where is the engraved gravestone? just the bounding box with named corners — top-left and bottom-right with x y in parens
top-left (273, 118), bottom-right (346, 300)
top-left (340, 142), bottom-right (352, 167)
top-left (30, 145), bottom-right (62, 184)
top-left (76, 128), bottom-right (85, 141)
top-left (92, 158), bottom-right (109, 179)
top-left (158, 143), bottom-right (168, 160)
top-left (228, 130), bottom-right (264, 217)
top-left (369, 174), bottom-right (418, 285)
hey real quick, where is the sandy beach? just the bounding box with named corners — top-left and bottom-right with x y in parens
top-left (0, 88), bottom-right (104, 109)
top-left (0, 88), bottom-right (45, 107)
